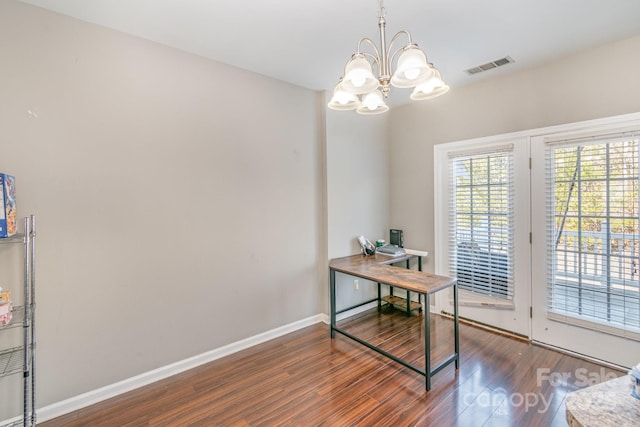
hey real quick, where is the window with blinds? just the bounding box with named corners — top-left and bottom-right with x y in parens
top-left (448, 147), bottom-right (515, 302)
top-left (545, 132), bottom-right (640, 336)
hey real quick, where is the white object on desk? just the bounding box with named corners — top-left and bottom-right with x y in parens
top-left (404, 248), bottom-right (429, 258)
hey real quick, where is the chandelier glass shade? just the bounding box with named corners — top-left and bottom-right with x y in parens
top-left (328, 1), bottom-right (448, 114)
top-left (341, 55), bottom-right (379, 94)
top-left (390, 47), bottom-right (433, 88)
top-left (410, 68), bottom-right (449, 100)
top-left (357, 90), bottom-right (389, 115)
top-left (327, 83), bottom-right (361, 110)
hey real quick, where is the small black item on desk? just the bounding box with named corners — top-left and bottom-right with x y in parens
top-left (390, 229), bottom-right (403, 248)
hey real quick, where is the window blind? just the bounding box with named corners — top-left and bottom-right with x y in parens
top-left (448, 146), bottom-right (515, 302)
top-left (545, 132), bottom-right (640, 338)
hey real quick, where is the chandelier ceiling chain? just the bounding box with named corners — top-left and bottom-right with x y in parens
top-left (328, 0), bottom-right (449, 115)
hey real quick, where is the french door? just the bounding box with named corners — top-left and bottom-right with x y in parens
top-left (531, 122), bottom-right (640, 367)
top-left (434, 136), bottom-right (531, 336)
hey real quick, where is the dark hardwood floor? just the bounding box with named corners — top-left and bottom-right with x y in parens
top-left (40, 307), bottom-right (624, 426)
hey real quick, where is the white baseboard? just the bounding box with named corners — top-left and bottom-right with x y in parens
top-left (336, 301), bottom-right (380, 321)
top-left (318, 301), bottom-right (381, 326)
top-left (37, 314), bottom-right (324, 423)
top-left (320, 300), bottom-right (427, 325)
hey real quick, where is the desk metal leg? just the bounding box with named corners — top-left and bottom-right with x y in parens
top-left (330, 269), bottom-right (336, 338)
top-left (377, 282), bottom-right (382, 311)
top-left (454, 283), bottom-right (460, 368)
top-left (406, 290), bottom-right (411, 316)
top-left (418, 256), bottom-right (423, 310)
top-left (424, 292), bottom-right (431, 390)
top-left (403, 257), bottom-right (426, 313)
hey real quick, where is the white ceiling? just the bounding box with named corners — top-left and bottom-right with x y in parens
top-left (18, 0), bottom-right (640, 103)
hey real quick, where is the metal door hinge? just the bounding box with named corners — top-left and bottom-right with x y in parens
top-left (530, 306), bottom-right (533, 318)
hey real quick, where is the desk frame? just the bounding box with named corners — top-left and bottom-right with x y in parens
top-left (383, 256), bottom-right (424, 316)
top-left (329, 254), bottom-right (459, 390)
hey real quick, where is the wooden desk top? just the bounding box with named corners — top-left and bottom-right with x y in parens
top-left (329, 254), bottom-right (456, 295)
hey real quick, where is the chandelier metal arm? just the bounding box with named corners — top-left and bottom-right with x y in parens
top-left (360, 52), bottom-right (381, 69)
top-left (388, 30), bottom-right (413, 50)
top-left (355, 37), bottom-right (382, 64)
top-left (387, 30), bottom-right (420, 66)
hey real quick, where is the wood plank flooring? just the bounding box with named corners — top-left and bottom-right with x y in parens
top-left (40, 307), bottom-right (624, 426)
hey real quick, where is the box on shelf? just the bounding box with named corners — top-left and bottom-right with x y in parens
top-left (0, 289), bottom-right (12, 326)
top-left (0, 289), bottom-right (10, 305)
top-left (0, 173), bottom-right (16, 238)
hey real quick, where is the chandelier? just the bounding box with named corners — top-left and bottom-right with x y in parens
top-left (328, 0), bottom-right (449, 115)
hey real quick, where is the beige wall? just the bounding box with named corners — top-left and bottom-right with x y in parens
top-left (0, 0), bottom-right (330, 412)
top-left (388, 35), bottom-right (640, 273)
top-left (325, 109), bottom-right (389, 311)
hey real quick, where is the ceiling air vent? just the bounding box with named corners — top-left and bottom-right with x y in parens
top-left (466, 56), bottom-right (515, 75)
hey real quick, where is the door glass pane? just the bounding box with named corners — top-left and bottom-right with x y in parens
top-left (449, 150), bottom-right (514, 300)
top-left (547, 137), bottom-right (640, 332)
